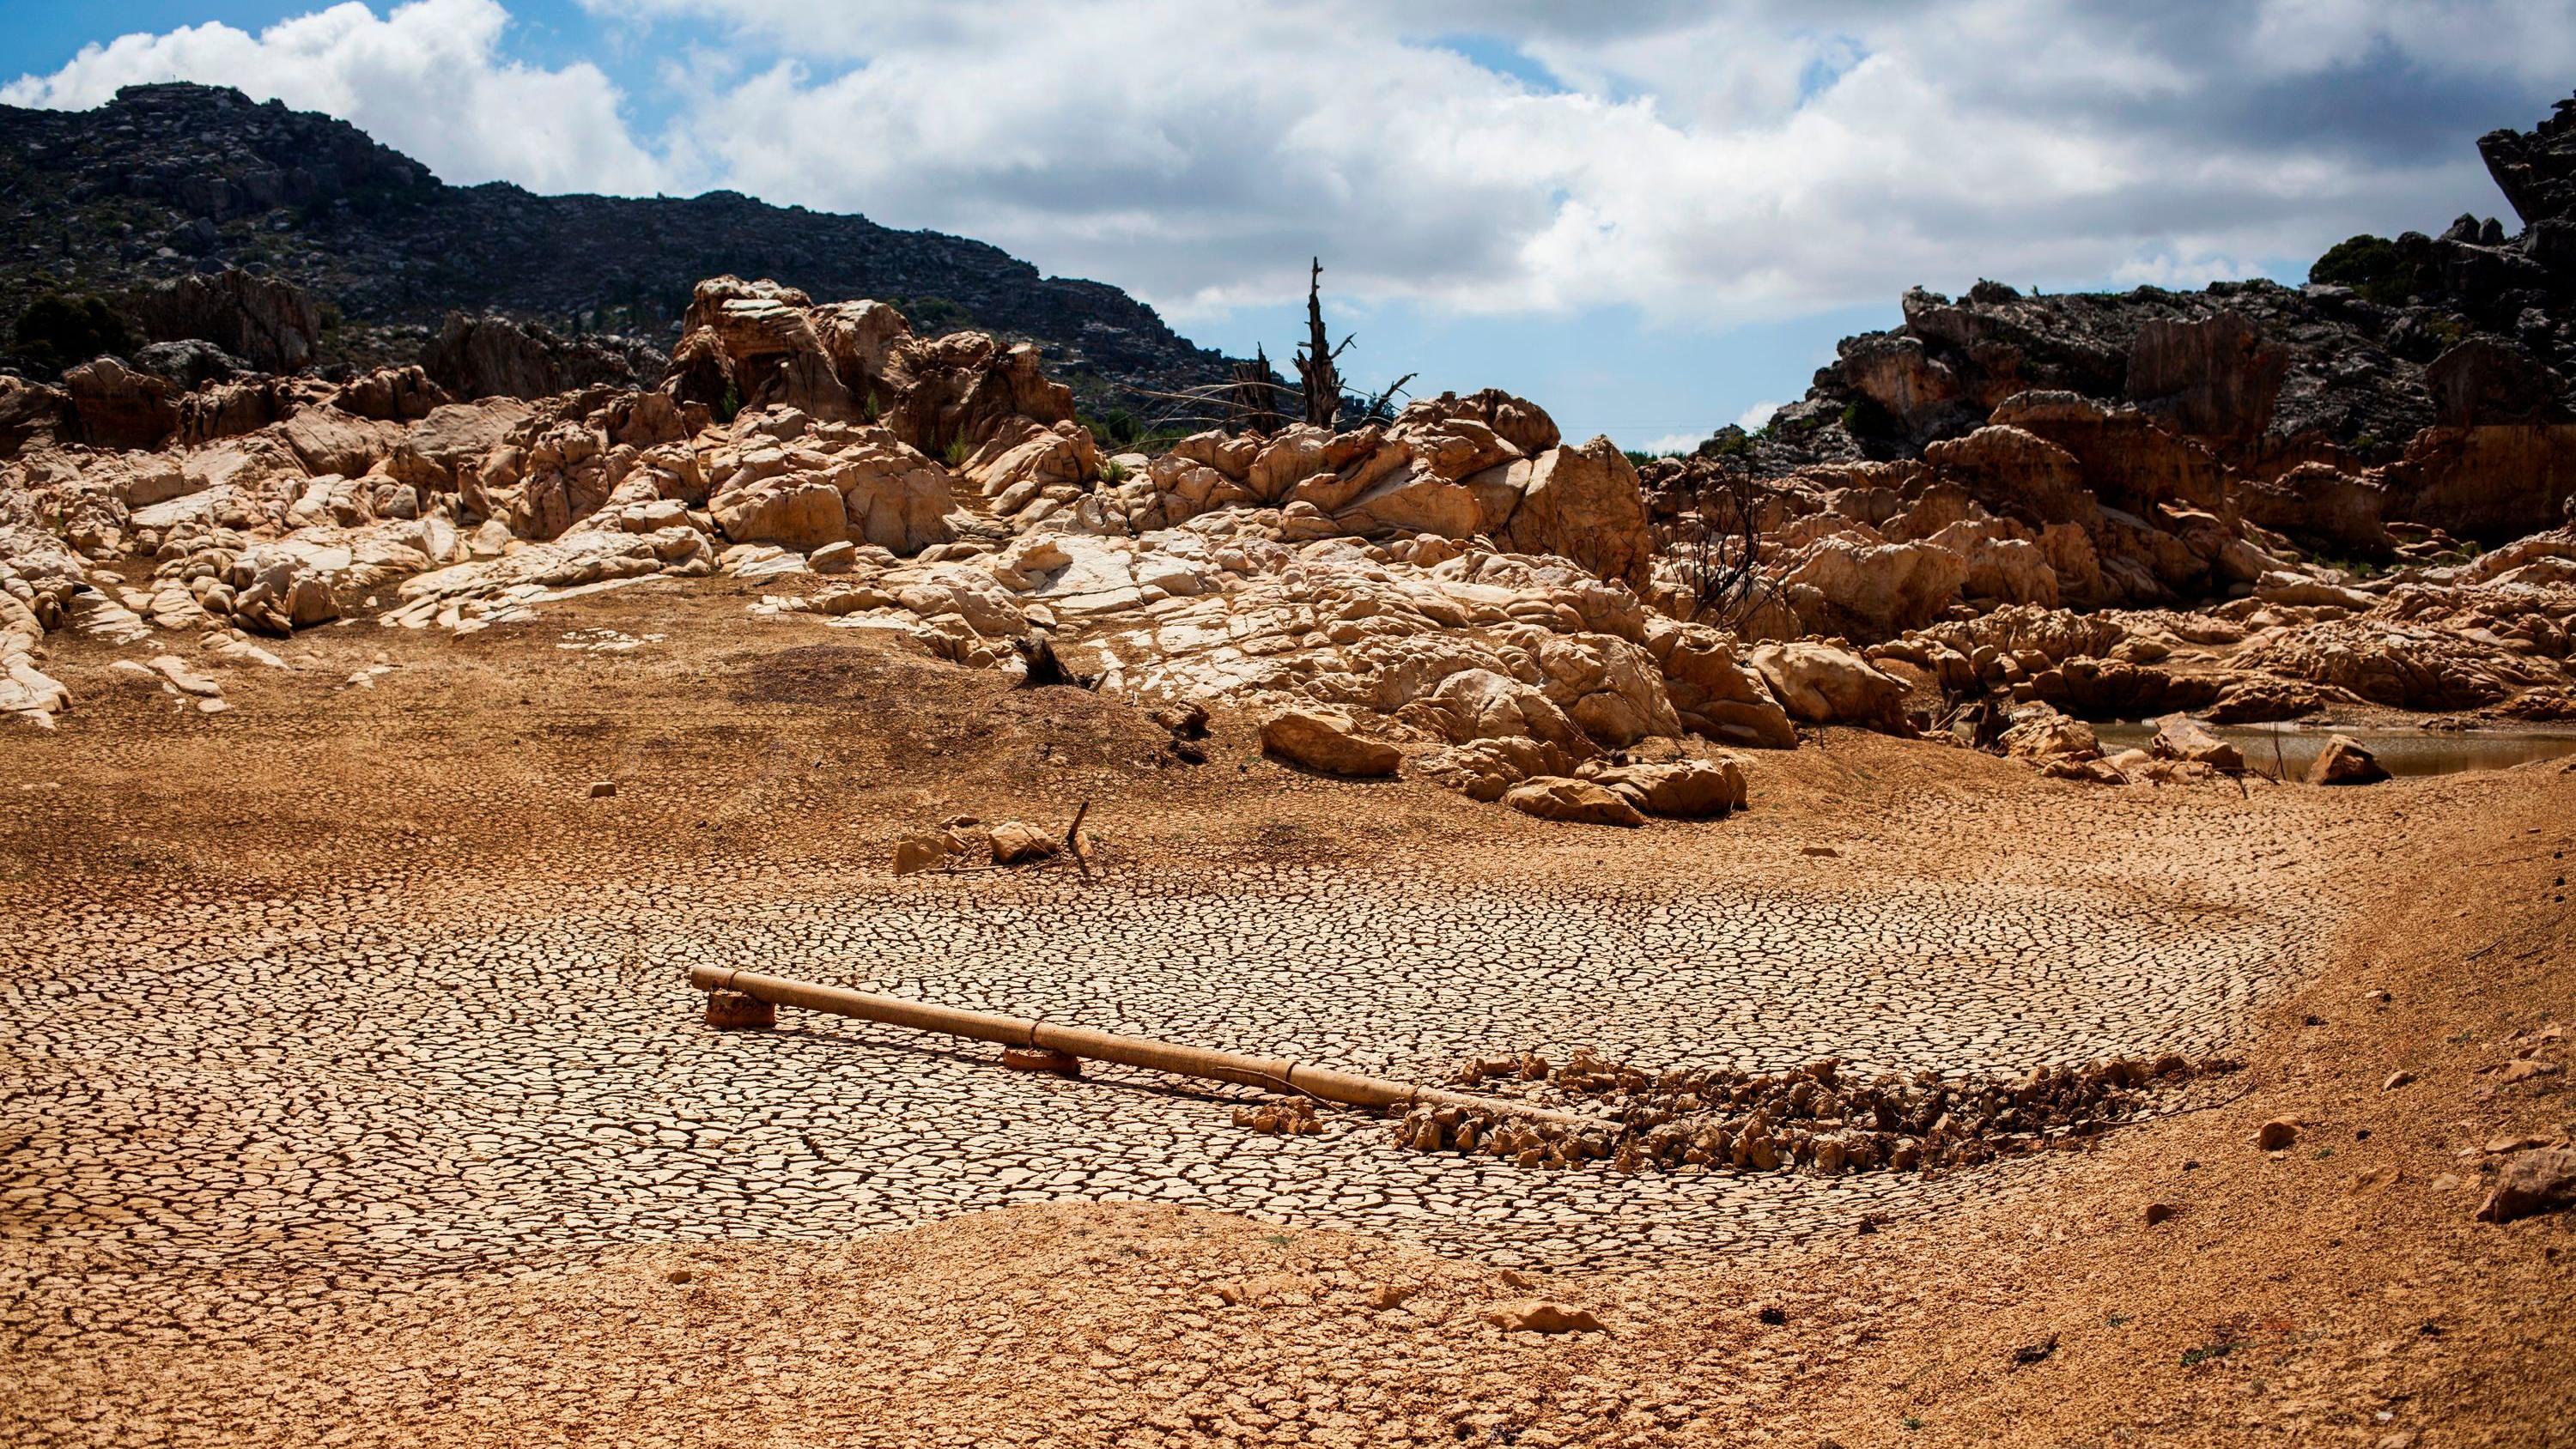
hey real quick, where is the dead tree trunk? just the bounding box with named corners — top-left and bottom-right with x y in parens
top-left (1294, 258), bottom-right (1345, 429)
top-left (1226, 344), bottom-right (1286, 436)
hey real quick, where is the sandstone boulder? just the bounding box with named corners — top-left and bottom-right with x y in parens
top-left (1261, 706), bottom-right (1402, 778)
top-left (1503, 776), bottom-right (1646, 828)
top-left (989, 821), bottom-right (1060, 866)
top-left (1749, 641), bottom-right (1908, 728)
top-left (2306, 735), bottom-right (2390, 786)
top-left (1502, 438), bottom-right (1655, 588)
top-left (1589, 758), bottom-right (1746, 818)
top-left (1774, 538), bottom-right (1969, 641)
top-left (2151, 715), bottom-right (2245, 772)
top-left (228, 543), bottom-right (343, 634)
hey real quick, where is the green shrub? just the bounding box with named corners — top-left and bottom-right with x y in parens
top-left (11, 292), bottom-right (133, 368)
top-left (943, 439), bottom-right (969, 467)
top-left (2309, 234), bottom-right (2433, 306)
top-left (1100, 458), bottom-right (1130, 484)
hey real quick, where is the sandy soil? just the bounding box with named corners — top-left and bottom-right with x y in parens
top-left (3, 577), bottom-right (2571, 1447)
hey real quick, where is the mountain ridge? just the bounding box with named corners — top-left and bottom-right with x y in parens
top-left (0, 81), bottom-right (1231, 411)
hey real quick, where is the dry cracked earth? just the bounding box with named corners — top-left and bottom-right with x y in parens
top-left (3, 579), bottom-right (2571, 1448)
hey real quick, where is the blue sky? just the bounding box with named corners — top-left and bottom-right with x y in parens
top-left (5, 0), bottom-right (2567, 447)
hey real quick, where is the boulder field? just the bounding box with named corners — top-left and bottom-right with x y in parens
top-left (9, 265), bottom-right (2576, 813)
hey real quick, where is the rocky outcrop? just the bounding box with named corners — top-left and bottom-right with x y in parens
top-left (61, 358), bottom-right (180, 451)
top-left (662, 279), bottom-right (1080, 463)
top-left (131, 268), bottom-right (321, 373)
top-left (703, 408), bottom-right (957, 555)
top-left (2478, 94), bottom-right (2576, 229)
top-left (422, 313), bottom-right (655, 401)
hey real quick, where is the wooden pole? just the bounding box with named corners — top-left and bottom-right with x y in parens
top-left (688, 966), bottom-right (1603, 1130)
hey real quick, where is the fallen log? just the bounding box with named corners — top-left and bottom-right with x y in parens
top-left (688, 966), bottom-right (1605, 1130)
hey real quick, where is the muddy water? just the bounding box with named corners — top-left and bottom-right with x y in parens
top-left (2094, 722), bottom-right (2576, 777)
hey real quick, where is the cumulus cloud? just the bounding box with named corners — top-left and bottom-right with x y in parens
top-left (1735, 402), bottom-right (1785, 433)
top-left (9, 0), bottom-right (2573, 327)
top-left (0, 0), bottom-right (667, 195)
top-left (574, 0), bottom-right (2576, 321)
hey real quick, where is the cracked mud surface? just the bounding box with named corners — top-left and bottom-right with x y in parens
top-left (3, 587), bottom-right (2385, 1294)
top-left (4, 585), bottom-right (2567, 1447)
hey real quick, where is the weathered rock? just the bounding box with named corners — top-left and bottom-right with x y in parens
top-left (2473, 1146), bottom-right (2576, 1223)
top-left (1749, 641), bottom-right (1907, 729)
top-left (1589, 758), bottom-right (1746, 818)
top-left (1261, 706), bottom-right (1401, 778)
top-left (228, 543), bottom-right (343, 634)
top-left (2256, 1118), bottom-right (2299, 1150)
top-left (988, 821), bottom-right (1060, 865)
top-left (1774, 538), bottom-right (1971, 641)
top-left (2151, 715), bottom-right (2245, 772)
top-left (61, 357), bottom-right (179, 450)
top-left (1503, 438), bottom-right (1655, 588)
top-left (2306, 734), bottom-right (2391, 785)
top-left (1502, 776), bottom-right (1647, 828)
top-left (1395, 390), bottom-right (1561, 458)
top-left (131, 266), bottom-right (322, 373)
top-left (423, 312), bottom-right (653, 400)
top-left (1479, 1300), bottom-right (1604, 1334)
top-left (2126, 311), bottom-right (2287, 443)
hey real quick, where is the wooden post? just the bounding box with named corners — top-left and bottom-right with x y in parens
top-left (688, 966), bottom-right (1603, 1129)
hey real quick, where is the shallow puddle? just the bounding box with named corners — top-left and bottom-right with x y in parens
top-left (2094, 723), bottom-right (2576, 777)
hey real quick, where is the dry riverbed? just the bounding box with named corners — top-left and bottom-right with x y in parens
top-left (3, 579), bottom-right (2571, 1447)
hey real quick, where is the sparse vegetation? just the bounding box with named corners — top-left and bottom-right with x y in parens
top-left (9, 291), bottom-right (133, 369)
top-left (2310, 233), bottom-right (2432, 306)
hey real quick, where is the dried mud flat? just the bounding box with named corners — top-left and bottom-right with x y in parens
top-left (3, 581), bottom-right (2572, 1448)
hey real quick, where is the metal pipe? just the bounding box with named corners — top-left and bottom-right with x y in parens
top-left (690, 965), bottom-right (1604, 1131)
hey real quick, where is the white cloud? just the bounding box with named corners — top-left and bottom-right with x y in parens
top-left (9, 0), bottom-right (2572, 328)
top-left (1735, 402), bottom-right (1784, 433)
top-left (0, 0), bottom-right (668, 196)
top-left (1637, 433), bottom-right (1706, 456)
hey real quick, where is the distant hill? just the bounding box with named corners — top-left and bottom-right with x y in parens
top-left (0, 82), bottom-right (1231, 412)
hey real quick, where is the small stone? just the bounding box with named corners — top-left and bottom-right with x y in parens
top-left (2257, 1119), bottom-right (2299, 1150)
top-left (807, 540), bottom-right (858, 573)
top-left (1755, 1302), bottom-right (1788, 1325)
top-left (2143, 1201), bottom-right (2178, 1226)
top-left (702, 990), bottom-right (775, 1031)
top-left (989, 821), bottom-right (1060, 865)
top-left (1480, 1299), bottom-right (1603, 1334)
top-left (1000, 1046), bottom-right (1082, 1077)
top-left (588, 780), bottom-right (617, 798)
top-left (2382, 1070), bottom-right (2414, 1091)
top-left (2474, 1147), bottom-right (2576, 1223)
top-left (891, 834), bottom-right (949, 876)
top-left (2500, 1058), bottom-right (2562, 1083)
